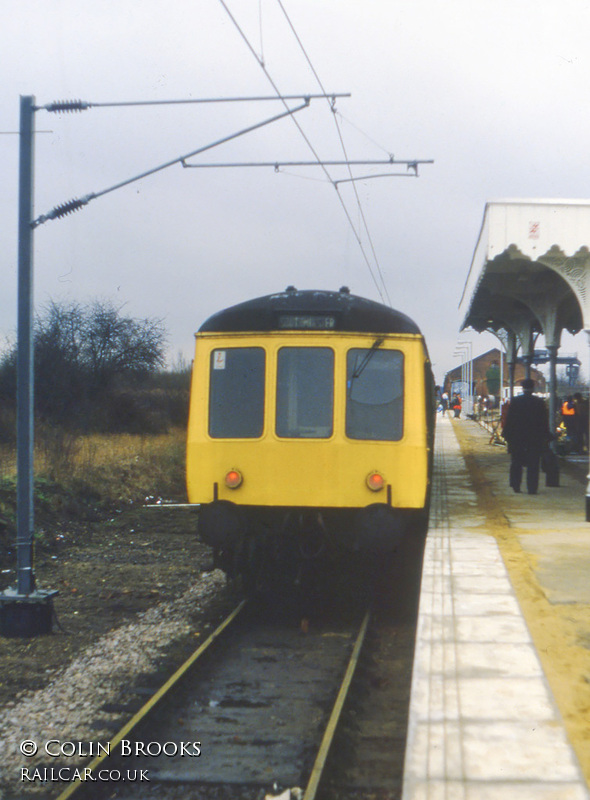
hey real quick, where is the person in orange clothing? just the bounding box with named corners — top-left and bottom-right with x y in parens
top-left (561, 395), bottom-right (577, 444)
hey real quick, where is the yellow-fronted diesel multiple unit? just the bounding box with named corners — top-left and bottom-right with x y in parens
top-left (186, 288), bottom-right (435, 587)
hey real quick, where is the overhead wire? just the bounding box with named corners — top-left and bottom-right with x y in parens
top-left (276, 170), bottom-right (332, 183)
top-left (217, 0), bottom-right (335, 178)
top-left (258, 0), bottom-right (265, 66)
top-left (217, 0), bottom-right (390, 305)
top-left (275, 0), bottom-right (392, 306)
top-left (334, 111), bottom-right (394, 158)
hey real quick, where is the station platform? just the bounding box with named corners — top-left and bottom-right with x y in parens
top-left (403, 415), bottom-right (590, 800)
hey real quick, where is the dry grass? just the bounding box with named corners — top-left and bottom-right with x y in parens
top-left (0, 446), bottom-right (15, 481)
top-left (0, 427), bottom-right (188, 504)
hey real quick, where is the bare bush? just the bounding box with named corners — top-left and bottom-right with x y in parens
top-left (0, 299), bottom-right (168, 431)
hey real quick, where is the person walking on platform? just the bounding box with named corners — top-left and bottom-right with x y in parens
top-left (502, 378), bottom-right (551, 495)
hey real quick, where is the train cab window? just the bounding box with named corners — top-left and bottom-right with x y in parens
top-left (346, 349), bottom-right (404, 440)
top-left (209, 348), bottom-right (265, 438)
top-left (276, 347), bottom-right (334, 438)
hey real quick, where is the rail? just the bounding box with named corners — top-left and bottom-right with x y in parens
top-left (303, 608), bottom-right (371, 800)
top-left (54, 599), bottom-right (247, 800)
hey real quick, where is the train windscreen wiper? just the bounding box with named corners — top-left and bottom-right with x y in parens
top-left (348, 337), bottom-right (385, 396)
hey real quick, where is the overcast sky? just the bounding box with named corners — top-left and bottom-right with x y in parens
top-left (3, 0), bottom-right (590, 383)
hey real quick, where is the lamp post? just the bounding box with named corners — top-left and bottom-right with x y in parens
top-left (453, 347), bottom-right (468, 416)
top-left (454, 344), bottom-right (471, 415)
top-left (458, 340), bottom-right (473, 415)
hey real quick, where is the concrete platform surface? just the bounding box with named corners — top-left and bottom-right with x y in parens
top-left (402, 415), bottom-right (590, 800)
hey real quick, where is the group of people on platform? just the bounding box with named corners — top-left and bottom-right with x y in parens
top-left (436, 381), bottom-right (588, 496)
top-left (438, 390), bottom-right (462, 418)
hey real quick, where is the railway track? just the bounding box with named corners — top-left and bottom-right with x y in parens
top-left (51, 535), bottom-right (424, 800)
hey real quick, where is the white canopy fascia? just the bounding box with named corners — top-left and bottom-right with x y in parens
top-left (460, 199), bottom-right (590, 331)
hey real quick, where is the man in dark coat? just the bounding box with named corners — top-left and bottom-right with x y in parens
top-left (502, 378), bottom-right (551, 495)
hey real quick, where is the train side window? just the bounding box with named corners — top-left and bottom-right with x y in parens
top-left (276, 347), bottom-right (334, 438)
top-left (346, 349), bottom-right (404, 440)
top-left (209, 347), bottom-right (265, 438)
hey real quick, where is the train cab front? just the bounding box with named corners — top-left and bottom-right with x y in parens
top-left (186, 289), bottom-right (433, 593)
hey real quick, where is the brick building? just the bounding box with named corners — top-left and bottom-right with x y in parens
top-left (443, 348), bottom-right (545, 398)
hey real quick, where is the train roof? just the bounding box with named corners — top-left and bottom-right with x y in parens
top-left (198, 287), bottom-right (423, 335)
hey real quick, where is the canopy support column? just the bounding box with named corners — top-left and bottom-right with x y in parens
top-left (546, 344), bottom-right (558, 436)
top-left (508, 360), bottom-right (516, 399)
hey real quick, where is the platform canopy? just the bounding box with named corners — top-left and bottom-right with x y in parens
top-left (459, 199), bottom-right (590, 357)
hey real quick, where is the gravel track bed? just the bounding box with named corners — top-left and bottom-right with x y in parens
top-left (0, 570), bottom-right (226, 799)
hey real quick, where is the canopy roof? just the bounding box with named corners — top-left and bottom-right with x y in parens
top-left (459, 200), bottom-right (590, 352)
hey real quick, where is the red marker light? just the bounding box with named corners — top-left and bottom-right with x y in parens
top-left (225, 470), bottom-right (243, 489)
top-left (366, 472), bottom-right (385, 492)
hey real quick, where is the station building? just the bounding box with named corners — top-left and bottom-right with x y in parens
top-left (443, 347), bottom-right (545, 399)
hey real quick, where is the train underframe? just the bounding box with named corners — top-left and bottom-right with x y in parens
top-left (197, 499), bottom-right (429, 598)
